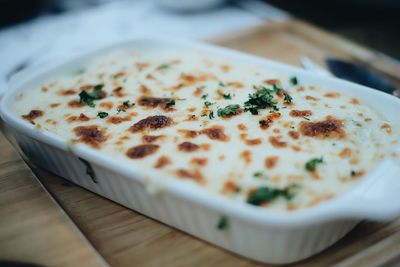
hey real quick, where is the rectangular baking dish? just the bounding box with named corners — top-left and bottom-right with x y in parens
top-left (1, 38), bottom-right (400, 264)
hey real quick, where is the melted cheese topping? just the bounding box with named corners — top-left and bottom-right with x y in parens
top-left (13, 48), bottom-right (398, 211)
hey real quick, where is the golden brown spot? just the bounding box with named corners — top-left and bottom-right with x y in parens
top-left (291, 145), bottom-right (301, 152)
top-left (305, 95), bottom-right (318, 101)
top-left (99, 101), bottom-right (113, 110)
top-left (351, 170), bottom-right (365, 179)
top-left (288, 130), bottom-right (300, 140)
top-left (68, 100), bottom-right (85, 108)
top-left (190, 157), bottom-right (208, 166)
top-left (136, 62), bottom-right (150, 69)
top-left (176, 169), bottom-right (205, 184)
top-left (45, 119), bottom-right (57, 125)
top-left (59, 89), bottom-right (77, 96)
top-left (364, 118), bottom-right (372, 122)
top-left (226, 81), bottom-right (244, 88)
top-left (381, 123), bottom-right (392, 134)
top-left (142, 135), bottom-right (164, 143)
top-left (263, 79), bottom-right (281, 86)
top-left (137, 96), bottom-right (173, 111)
top-left (50, 103), bottom-right (60, 108)
top-left (140, 84), bottom-right (151, 95)
top-left (265, 156), bottom-right (279, 169)
top-left (112, 86), bottom-right (125, 97)
top-left (146, 74), bottom-right (155, 80)
top-left (107, 116), bottom-right (131, 124)
top-left (193, 87), bottom-right (204, 97)
top-left (241, 150), bottom-right (252, 164)
top-left (222, 180), bottom-right (241, 194)
top-left (289, 110), bottom-right (313, 117)
top-left (218, 155), bottom-right (225, 160)
top-left (339, 148), bottom-right (352, 158)
top-left (126, 144), bottom-right (159, 159)
top-left (245, 138), bottom-right (262, 146)
top-left (129, 115), bottom-right (173, 133)
top-left (200, 143), bottom-right (211, 151)
top-left (299, 117), bottom-right (345, 139)
top-left (351, 98), bottom-right (360, 105)
top-left (73, 125), bottom-right (107, 148)
top-left (308, 194), bottom-right (334, 207)
top-left (21, 110), bottom-right (44, 125)
top-left (324, 92), bottom-right (341, 98)
top-left (200, 126), bottom-right (229, 142)
top-left (180, 73), bottom-right (217, 86)
top-left (220, 65), bottom-right (230, 73)
top-left (185, 114), bottom-right (198, 121)
top-left (269, 136), bottom-right (287, 148)
top-left (296, 86), bottom-right (305, 92)
top-left (178, 142), bottom-right (200, 152)
top-left (187, 107), bottom-right (196, 112)
top-left (41, 87), bottom-right (48, 92)
top-left (273, 128), bottom-right (280, 134)
top-left (287, 203), bottom-right (299, 211)
top-left (113, 71), bottom-right (125, 79)
top-left (178, 129), bottom-right (198, 139)
top-left (259, 112), bottom-right (281, 130)
top-left (67, 113), bottom-right (90, 122)
top-left (154, 156), bottom-right (171, 169)
top-left (237, 124), bottom-right (248, 131)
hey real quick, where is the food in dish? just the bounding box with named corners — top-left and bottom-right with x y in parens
top-left (13, 48), bottom-right (398, 211)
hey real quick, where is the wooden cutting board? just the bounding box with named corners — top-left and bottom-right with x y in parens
top-left (2, 19), bottom-right (400, 267)
top-left (0, 130), bottom-right (109, 267)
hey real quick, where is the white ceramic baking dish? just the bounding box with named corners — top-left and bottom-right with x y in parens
top-left (1, 38), bottom-right (400, 264)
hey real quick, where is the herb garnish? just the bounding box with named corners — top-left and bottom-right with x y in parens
top-left (290, 76), bottom-right (298, 85)
top-left (254, 171), bottom-right (269, 180)
top-left (217, 104), bottom-right (240, 118)
top-left (204, 101), bottom-right (214, 108)
top-left (219, 81), bottom-right (226, 87)
top-left (79, 158), bottom-right (97, 183)
top-left (305, 157), bottom-right (324, 171)
top-left (166, 99), bottom-right (176, 108)
top-left (247, 184), bottom-right (299, 206)
top-left (156, 64), bottom-right (170, 70)
top-left (217, 216), bottom-right (229, 230)
top-left (244, 86), bottom-right (279, 115)
top-left (218, 90), bottom-right (232, 99)
top-left (209, 111), bottom-right (215, 119)
top-left (79, 90), bottom-right (101, 107)
top-left (201, 94), bottom-right (208, 100)
top-left (283, 93), bottom-right (292, 103)
top-left (117, 100), bottom-right (135, 113)
top-left (93, 84), bottom-right (104, 91)
top-left (351, 170), bottom-right (356, 177)
top-left (97, 112), bottom-right (109, 118)
top-left (303, 117), bottom-right (311, 121)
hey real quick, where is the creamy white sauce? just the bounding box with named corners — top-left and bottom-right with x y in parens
top-left (13, 48), bottom-right (398, 211)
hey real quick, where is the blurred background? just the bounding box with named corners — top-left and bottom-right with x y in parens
top-left (1, 0), bottom-right (400, 91)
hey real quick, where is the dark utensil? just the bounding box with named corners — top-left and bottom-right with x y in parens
top-left (325, 58), bottom-right (397, 95)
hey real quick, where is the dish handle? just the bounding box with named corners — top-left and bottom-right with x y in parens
top-left (340, 158), bottom-right (400, 220)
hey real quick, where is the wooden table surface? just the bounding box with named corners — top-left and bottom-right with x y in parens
top-left (2, 19), bottom-right (400, 267)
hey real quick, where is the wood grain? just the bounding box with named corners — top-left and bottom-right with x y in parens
top-left (3, 19), bottom-right (400, 267)
top-left (0, 131), bottom-right (109, 267)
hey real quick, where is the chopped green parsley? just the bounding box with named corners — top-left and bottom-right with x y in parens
top-left (166, 99), bottom-right (176, 108)
top-left (305, 157), bottom-right (324, 171)
top-left (156, 63), bottom-right (170, 70)
top-left (217, 104), bottom-right (240, 118)
top-left (290, 76), bottom-right (298, 85)
top-left (283, 92), bottom-right (293, 103)
top-left (247, 184), bottom-right (299, 206)
top-left (79, 90), bottom-right (102, 108)
top-left (201, 93), bottom-right (208, 100)
top-left (97, 112), bottom-right (109, 119)
top-left (216, 216), bottom-right (229, 230)
top-left (244, 85), bottom-right (279, 115)
top-left (204, 101), bottom-right (214, 108)
top-left (254, 171), bottom-right (269, 180)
